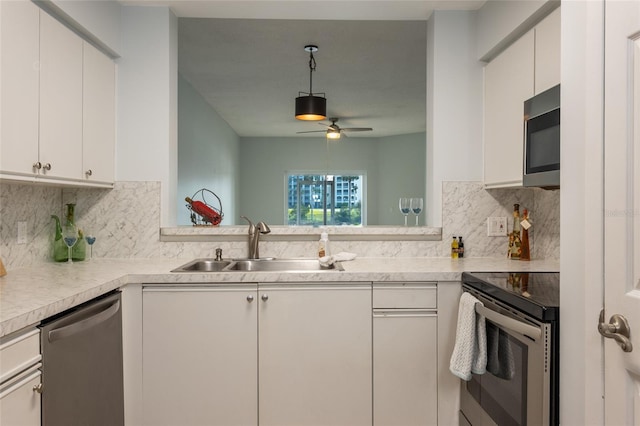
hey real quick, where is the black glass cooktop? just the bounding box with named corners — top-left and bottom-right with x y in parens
top-left (462, 271), bottom-right (559, 322)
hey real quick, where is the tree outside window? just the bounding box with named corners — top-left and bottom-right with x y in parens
top-left (287, 174), bottom-right (362, 226)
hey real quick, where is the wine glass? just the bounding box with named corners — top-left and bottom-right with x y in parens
top-left (399, 197), bottom-right (411, 226)
top-left (62, 224), bottom-right (78, 264)
top-left (85, 231), bottom-right (96, 261)
top-left (410, 197), bottom-right (423, 226)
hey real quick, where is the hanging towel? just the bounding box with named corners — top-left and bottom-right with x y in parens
top-left (449, 292), bottom-right (487, 381)
top-left (486, 322), bottom-right (516, 380)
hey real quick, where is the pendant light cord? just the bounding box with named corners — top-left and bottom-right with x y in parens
top-left (308, 51), bottom-right (317, 94)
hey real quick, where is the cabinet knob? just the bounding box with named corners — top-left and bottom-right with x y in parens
top-left (261, 294), bottom-right (269, 301)
top-left (85, 169), bottom-right (93, 177)
top-left (33, 162), bottom-right (42, 170)
top-left (43, 163), bottom-right (52, 171)
top-left (247, 294), bottom-right (254, 303)
top-left (33, 383), bottom-right (43, 394)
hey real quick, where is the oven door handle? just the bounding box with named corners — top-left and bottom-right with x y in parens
top-left (475, 304), bottom-right (542, 339)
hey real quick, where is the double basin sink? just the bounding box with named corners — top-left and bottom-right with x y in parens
top-left (172, 258), bottom-right (343, 273)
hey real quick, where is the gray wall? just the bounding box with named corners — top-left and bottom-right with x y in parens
top-left (177, 75), bottom-right (240, 225)
top-left (238, 133), bottom-right (426, 225)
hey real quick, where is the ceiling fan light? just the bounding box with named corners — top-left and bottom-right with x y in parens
top-left (326, 129), bottom-right (341, 139)
top-left (295, 95), bottom-right (326, 121)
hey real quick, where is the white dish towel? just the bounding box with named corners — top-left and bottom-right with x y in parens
top-left (449, 292), bottom-right (487, 381)
top-left (319, 252), bottom-right (357, 267)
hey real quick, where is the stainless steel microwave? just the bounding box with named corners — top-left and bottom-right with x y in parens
top-left (523, 84), bottom-right (560, 188)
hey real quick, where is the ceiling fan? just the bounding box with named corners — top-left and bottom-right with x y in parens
top-left (297, 117), bottom-right (373, 139)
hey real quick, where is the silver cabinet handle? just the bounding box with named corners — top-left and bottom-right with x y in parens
top-left (43, 163), bottom-right (51, 171)
top-left (33, 383), bottom-right (43, 394)
top-left (261, 294), bottom-right (269, 301)
top-left (598, 309), bottom-right (633, 352)
top-left (85, 169), bottom-right (93, 177)
top-left (33, 162), bottom-right (42, 170)
top-left (247, 294), bottom-right (254, 302)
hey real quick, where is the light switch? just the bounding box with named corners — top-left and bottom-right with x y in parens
top-left (17, 221), bottom-right (28, 244)
top-left (487, 217), bottom-right (508, 236)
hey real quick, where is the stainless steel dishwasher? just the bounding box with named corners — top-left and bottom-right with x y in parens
top-left (40, 290), bottom-right (124, 426)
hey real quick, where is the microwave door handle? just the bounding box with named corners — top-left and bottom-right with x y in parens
top-left (475, 304), bottom-right (542, 339)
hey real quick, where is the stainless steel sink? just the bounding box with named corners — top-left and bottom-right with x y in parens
top-left (171, 259), bottom-right (232, 272)
top-left (226, 258), bottom-right (343, 272)
top-left (172, 258), bottom-right (342, 272)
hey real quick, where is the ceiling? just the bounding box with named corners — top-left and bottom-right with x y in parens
top-left (120, 1), bottom-right (486, 138)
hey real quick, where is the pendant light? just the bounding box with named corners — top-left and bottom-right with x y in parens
top-left (295, 45), bottom-right (327, 121)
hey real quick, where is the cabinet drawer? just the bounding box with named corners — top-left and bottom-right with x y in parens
top-left (373, 283), bottom-right (437, 309)
top-left (0, 328), bottom-right (41, 383)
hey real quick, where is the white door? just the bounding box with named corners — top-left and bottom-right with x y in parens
top-left (142, 286), bottom-right (258, 426)
top-left (603, 1), bottom-right (640, 424)
top-left (258, 284), bottom-right (372, 426)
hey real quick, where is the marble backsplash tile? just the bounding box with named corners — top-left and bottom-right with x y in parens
top-left (0, 180), bottom-right (559, 270)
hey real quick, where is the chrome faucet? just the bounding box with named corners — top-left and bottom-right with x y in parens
top-left (241, 216), bottom-right (271, 259)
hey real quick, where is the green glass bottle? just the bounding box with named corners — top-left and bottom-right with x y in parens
top-left (50, 215), bottom-right (68, 262)
top-left (65, 203), bottom-right (86, 261)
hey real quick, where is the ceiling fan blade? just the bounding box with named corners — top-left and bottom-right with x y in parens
top-left (341, 127), bottom-right (373, 132)
top-left (296, 130), bottom-right (327, 134)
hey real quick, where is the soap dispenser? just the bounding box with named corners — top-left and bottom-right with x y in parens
top-left (318, 232), bottom-right (330, 258)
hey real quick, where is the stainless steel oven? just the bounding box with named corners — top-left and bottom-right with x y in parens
top-left (460, 272), bottom-right (559, 426)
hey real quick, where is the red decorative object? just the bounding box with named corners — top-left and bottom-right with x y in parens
top-left (185, 189), bottom-right (223, 226)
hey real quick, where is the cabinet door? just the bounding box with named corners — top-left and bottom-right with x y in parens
top-left (534, 8), bottom-right (561, 95)
top-left (484, 30), bottom-right (534, 188)
top-left (259, 285), bottom-right (372, 426)
top-left (39, 11), bottom-right (83, 180)
top-left (83, 42), bottom-right (115, 183)
top-left (373, 313), bottom-right (438, 426)
top-left (0, 0), bottom-right (39, 177)
top-left (0, 368), bottom-right (41, 426)
top-left (142, 287), bottom-right (258, 426)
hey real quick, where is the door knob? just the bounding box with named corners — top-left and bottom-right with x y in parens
top-left (261, 294), bottom-right (269, 301)
top-left (43, 163), bottom-right (52, 171)
top-left (598, 309), bottom-right (633, 352)
top-left (247, 294), bottom-right (254, 303)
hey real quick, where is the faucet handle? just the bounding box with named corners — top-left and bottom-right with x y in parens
top-left (215, 248), bottom-right (223, 261)
top-left (240, 215), bottom-right (255, 232)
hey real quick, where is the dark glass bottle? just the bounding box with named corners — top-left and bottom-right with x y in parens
top-left (509, 204), bottom-right (522, 260)
top-left (520, 209), bottom-right (531, 261)
top-left (458, 236), bottom-right (465, 258)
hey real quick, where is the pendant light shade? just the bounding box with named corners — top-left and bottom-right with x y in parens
top-left (295, 95), bottom-right (326, 121)
top-left (295, 45), bottom-right (326, 121)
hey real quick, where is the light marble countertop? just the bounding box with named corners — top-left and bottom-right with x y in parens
top-left (0, 257), bottom-right (559, 337)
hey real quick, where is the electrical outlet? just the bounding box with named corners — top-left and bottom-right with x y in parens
top-left (487, 217), bottom-right (508, 237)
top-left (17, 221), bottom-right (28, 244)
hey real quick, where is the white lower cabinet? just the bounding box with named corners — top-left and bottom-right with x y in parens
top-left (142, 285), bottom-right (258, 426)
top-left (0, 328), bottom-right (42, 426)
top-left (141, 282), bottom-right (372, 426)
top-left (258, 284), bottom-right (372, 426)
top-left (373, 282), bottom-right (438, 426)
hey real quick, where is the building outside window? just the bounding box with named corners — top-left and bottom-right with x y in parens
top-left (287, 174), bottom-right (363, 226)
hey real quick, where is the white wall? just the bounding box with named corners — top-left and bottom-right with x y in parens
top-left (426, 11), bottom-right (483, 227)
top-left (560, 1), bottom-right (605, 424)
top-left (117, 6), bottom-right (177, 226)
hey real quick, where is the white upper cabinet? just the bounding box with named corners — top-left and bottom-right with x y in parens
top-left (0, 0), bottom-right (40, 178)
top-left (0, 3), bottom-right (115, 186)
top-left (39, 11), bottom-right (83, 181)
top-left (483, 8), bottom-right (560, 188)
top-left (534, 7), bottom-right (561, 95)
top-left (83, 42), bottom-right (115, 183)
top-left (484, 31), bottom-right (535, 188)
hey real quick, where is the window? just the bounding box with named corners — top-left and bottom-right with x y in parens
top-left (287, 174), bottom-right (363, 226)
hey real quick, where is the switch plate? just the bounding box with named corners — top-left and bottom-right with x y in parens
top-left (17, 221), bottom-right (28, 244)
top-left (487, 217), bottom-right (508, 236)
